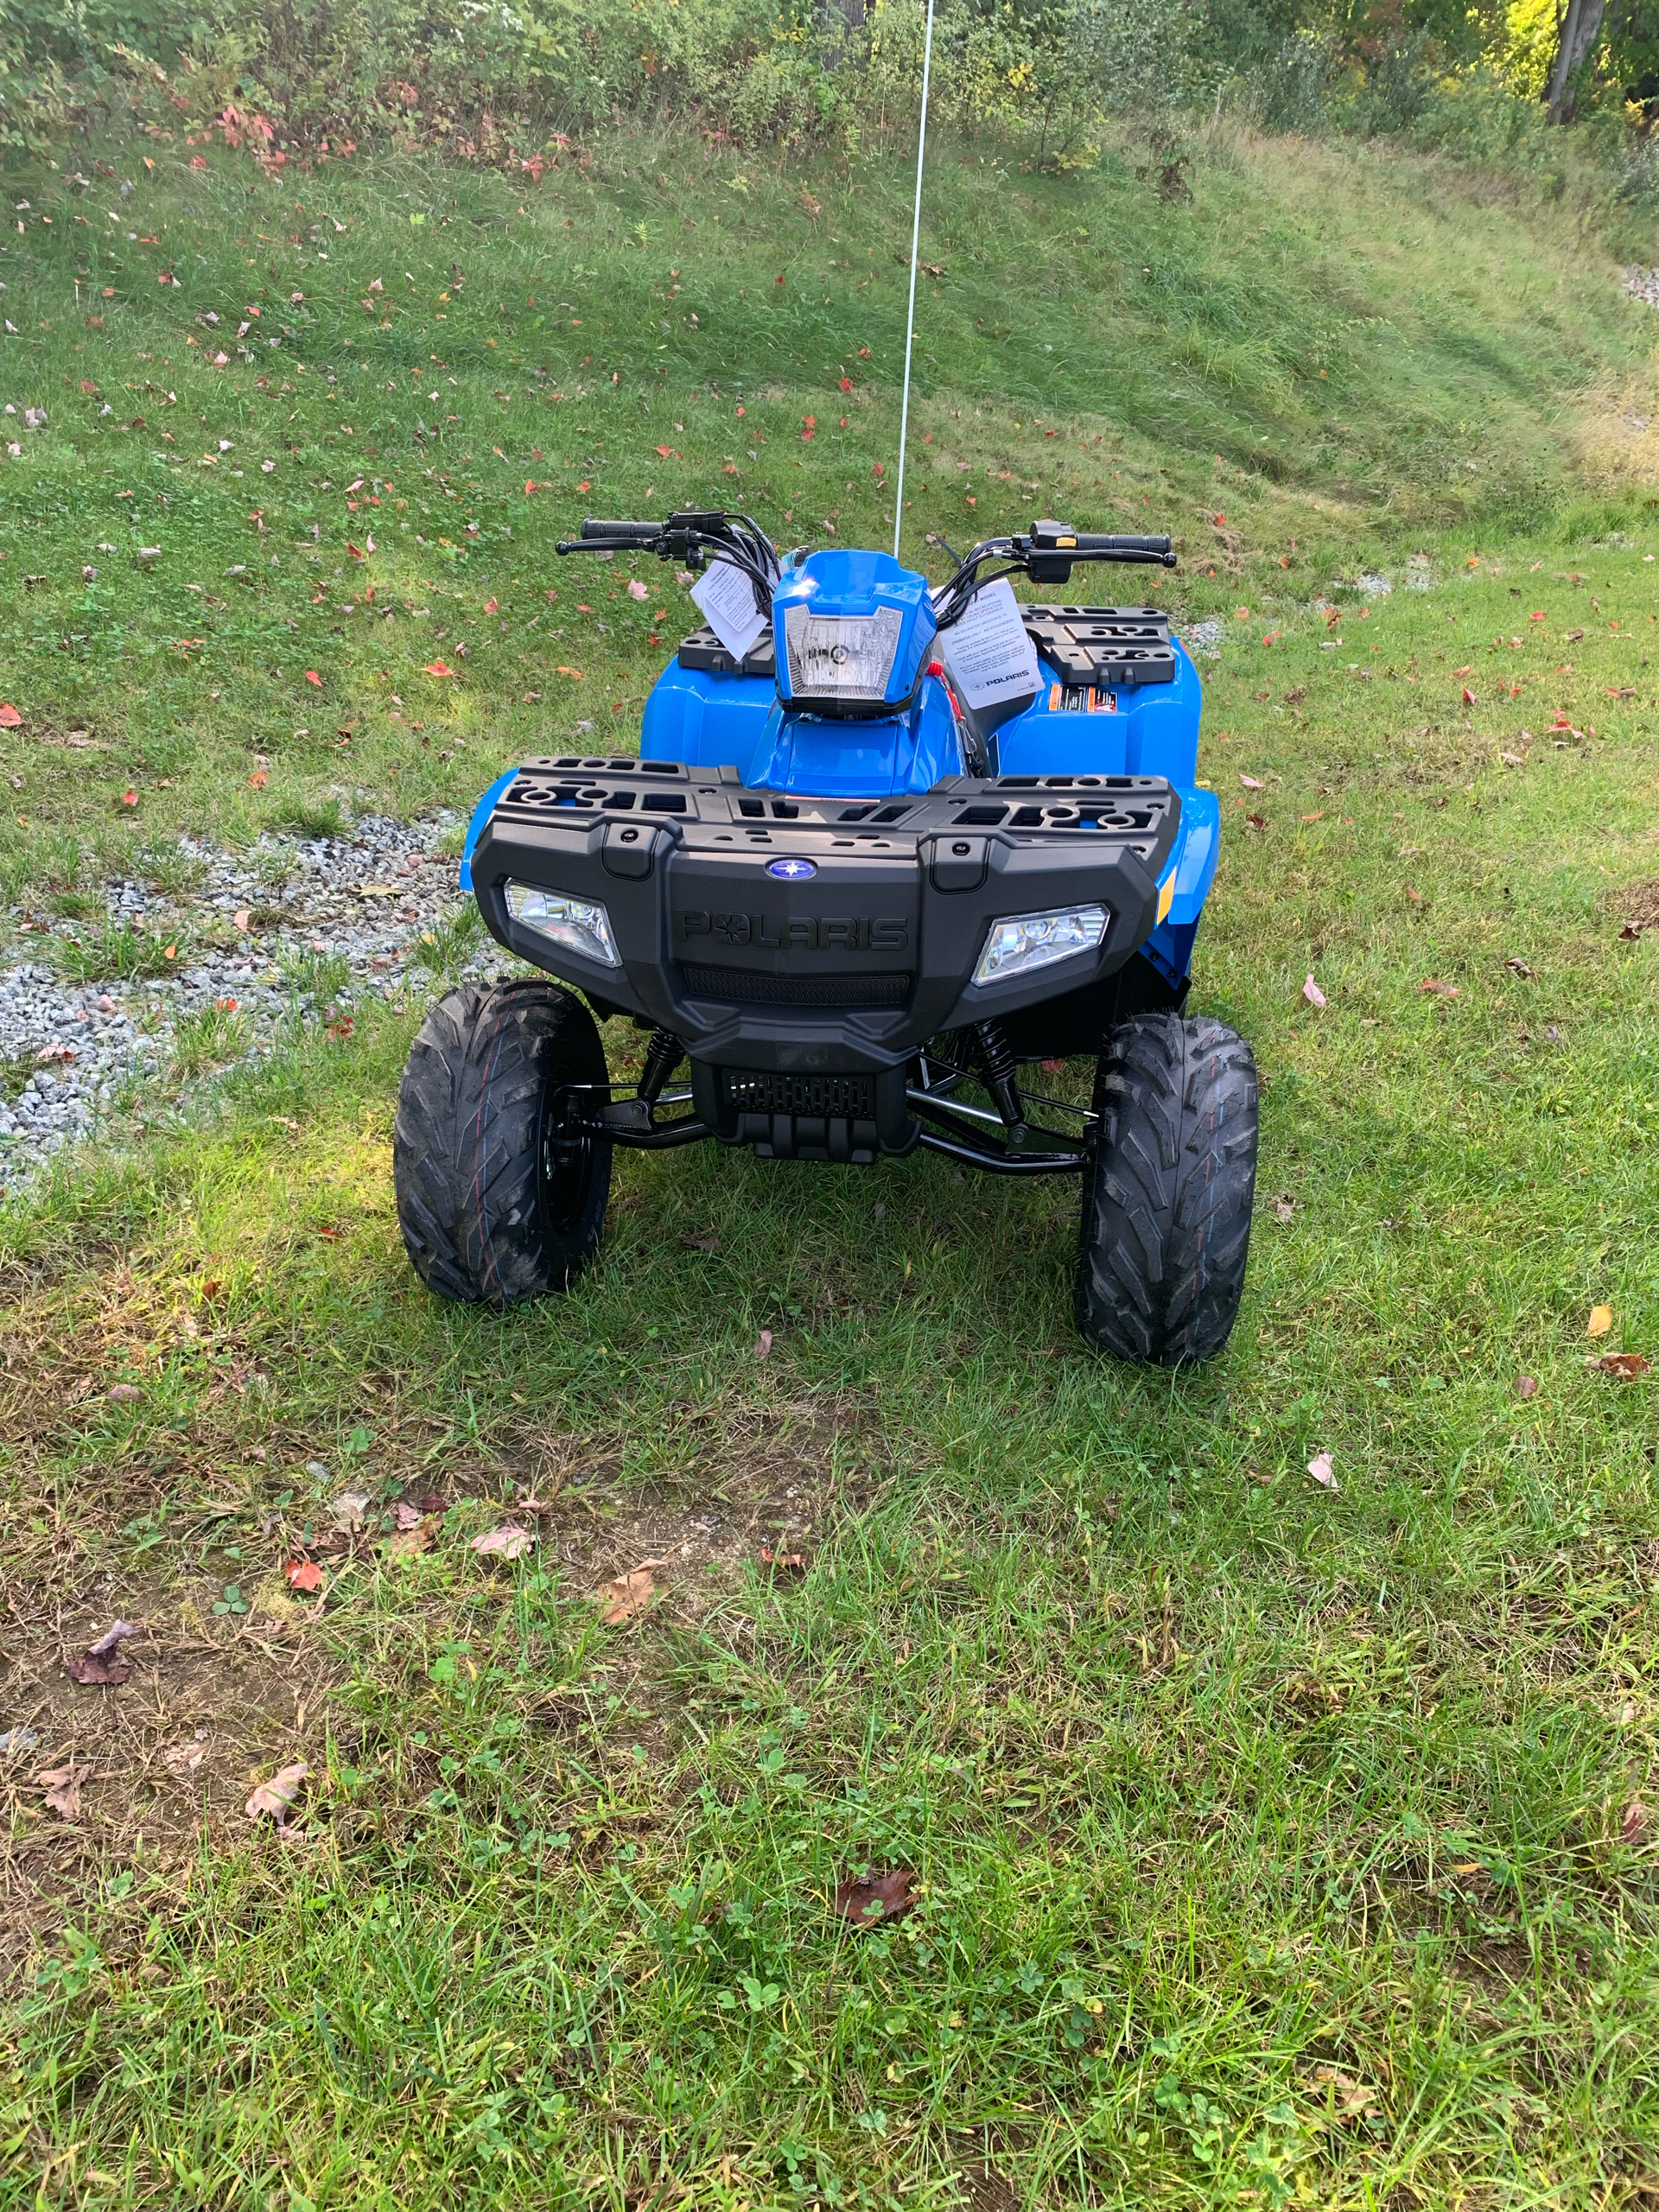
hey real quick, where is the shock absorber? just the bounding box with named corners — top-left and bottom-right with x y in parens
top-left (636, 1027), bottom-right (684, 1109)
top-left (972, 1020), bottom-right (1027, 1145)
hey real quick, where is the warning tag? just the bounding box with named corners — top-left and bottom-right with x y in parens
top-left (690, 559), bottom-right (769, 665)
top-left (940, 577), bottom-right (1040, 713)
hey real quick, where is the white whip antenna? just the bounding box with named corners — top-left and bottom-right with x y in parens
top-left (892, 0), bottom-right (937, 563)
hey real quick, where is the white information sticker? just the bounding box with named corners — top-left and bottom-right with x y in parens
top-left (941, 576), bottom-right (1040, 713)
top-left (690, 559), bottom-right (769, 665)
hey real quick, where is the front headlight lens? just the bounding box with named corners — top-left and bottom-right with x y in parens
top-left (784, 605), bottom-right (903, 701)
top-left (505, 883), bottom-right (620, 967)
top-left (973, 904), bottom-right (1108, 987)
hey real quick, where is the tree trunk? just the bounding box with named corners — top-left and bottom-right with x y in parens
top-left (1546, 0), bottom-right (1607, 121)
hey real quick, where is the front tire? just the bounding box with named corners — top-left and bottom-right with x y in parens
top-left (1075, 1012), bottom-right (1258, 1364)
top-left (394, 980), bottom-right (613, 1308)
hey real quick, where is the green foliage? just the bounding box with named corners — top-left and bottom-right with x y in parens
top-left (56, 918), bottom-right (184, 984)
top-left (170, 998), bottom-right (252, 1075)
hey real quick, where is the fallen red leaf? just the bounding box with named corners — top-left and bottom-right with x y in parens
top-left (834, 1868), bottom-right (917, 1927)
top-left (0, 703), bottom-right (22, 728)
top-left (304, 670), bottom-right (322, 687)
top-left (285, 1559), bottom-right (324, 1592)
top-left (422, 659), bottom-right (455, 677)
top-left (757, 1546), bottom-right (808, 1573)
top-left (1420, 978), bottom-right (1459, 999)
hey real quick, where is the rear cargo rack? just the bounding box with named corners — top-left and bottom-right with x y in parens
top-left (1021, 605), bottom-right (1176, 690)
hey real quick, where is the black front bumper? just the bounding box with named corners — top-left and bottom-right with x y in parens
top-left (471, 754), bottom-right (1179, 1082)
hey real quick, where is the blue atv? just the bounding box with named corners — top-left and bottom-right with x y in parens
top-left (393, 512), bottom-right (1258, 1363)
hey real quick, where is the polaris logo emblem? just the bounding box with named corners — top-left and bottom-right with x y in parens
top-left (677, 911), bottom-right (908, 951)
top-left (767, 856), bottom-right (817, 880)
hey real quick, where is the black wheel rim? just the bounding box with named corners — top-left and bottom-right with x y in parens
top-left (539, 1083), bottom-right (597, 1238)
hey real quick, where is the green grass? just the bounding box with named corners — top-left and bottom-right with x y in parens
top-left (2, 119), bottom-right (1659, 2210)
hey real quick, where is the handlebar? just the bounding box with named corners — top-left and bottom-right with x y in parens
top-left (578, 518), bottom-right (664, 544)
top-left (1072, 532), bottom-right (1173, 556)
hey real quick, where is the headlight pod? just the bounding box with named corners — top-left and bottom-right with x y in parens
top-left (973, 904), bottom-right (1108, 987)
top-left (783, 605), bottom-right (903, 702)
top-left (505, 882), bottom-right (620, 968)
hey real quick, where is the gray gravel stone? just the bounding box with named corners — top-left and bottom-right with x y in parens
top-left (1, 808), bottom-right (486, 1198)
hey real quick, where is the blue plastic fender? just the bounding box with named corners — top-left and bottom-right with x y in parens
top-left (458, 768), bottom-right (518, 893)
top-left (1166, 785), bottom-right (1219, 926)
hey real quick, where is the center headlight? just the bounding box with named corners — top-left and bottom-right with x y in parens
top-left (973, 904), bottom-right (1108, 987)
top-left (783, 606), bottom-right (903, 702)
top-left (505, 883), bottom-right (620, 967)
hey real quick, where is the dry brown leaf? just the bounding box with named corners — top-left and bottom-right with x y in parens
top-left (1420, 978), bottom-right (1459, 999)
top-left (386, 1519), bottom-right (433, 1559)
top-left (471, 1522), bottom-right (534, 1560)
top-left (1623, 1794), bottom-right (1648, 1845)
top-left (1308, 2065), bottom-right (1378, 2119)
top-left (37, 1761), bottom-right (92, 1821)
top-left (1592, 1352), bottom-right (1650, 1381)
top-left (245, 1760), bottom-right (308, 1826)
top-left (162, 1739), bottom-right (207, 1776)
top-left (834, 1867), bottom-right (918, 1927)
top-left (596, 1560), bottom-right (666, 1626)
top-left (1274, 1193), bottom-right (1296, 1224)
top-left (1514, 1375), bottom-right (1539, 1400)
top-left (1587, 1304), bottom-right (1614, 1339)
top-left (66, 1618), bottom-right (139, 1684)
top-left (753, 1327), bottom-right (773, 1361)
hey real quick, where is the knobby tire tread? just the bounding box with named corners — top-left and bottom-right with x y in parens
top-left (393, 978), bottom-right (611, 1307)
top-left (1076, 1012), bottom-right (1258, 1364)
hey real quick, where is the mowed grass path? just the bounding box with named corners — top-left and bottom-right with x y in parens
top-left (2, 125), bottom-right (1659, 2209)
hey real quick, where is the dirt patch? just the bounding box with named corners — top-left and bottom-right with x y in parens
top-left (517, 1395), bottom-right (882, 1625)
top-left (1453, 1935), bottom-right (1534, 1998)
top-left (1, 1567), bottom-right (339, 1970)
top-left (1622, 876), bottom-right (1659, 935)
top-left (956, 2165), bottom-right (1021, 2212)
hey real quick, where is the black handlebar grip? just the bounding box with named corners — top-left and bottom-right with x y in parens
top-left (580, 518), bottom-right (664, 543)
top-left (1075, 533), bottom-right (1172, 555)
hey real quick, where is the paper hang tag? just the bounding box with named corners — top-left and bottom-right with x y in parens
top-left (690, 559), bottom-right (770, 665)
top-left (939, 577), bottom-right (1040, 713)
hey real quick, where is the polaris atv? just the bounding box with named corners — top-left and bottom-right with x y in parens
top-left (393, 512), bottom-right (1258, 1363)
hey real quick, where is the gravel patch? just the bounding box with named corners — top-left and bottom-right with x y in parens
top-left (1, 811), bottom-right (474, 1196)
top-left (1185, 617), bottom-right (1225, 655)
top-left (1624, 267), bottom-right (1659, 308)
